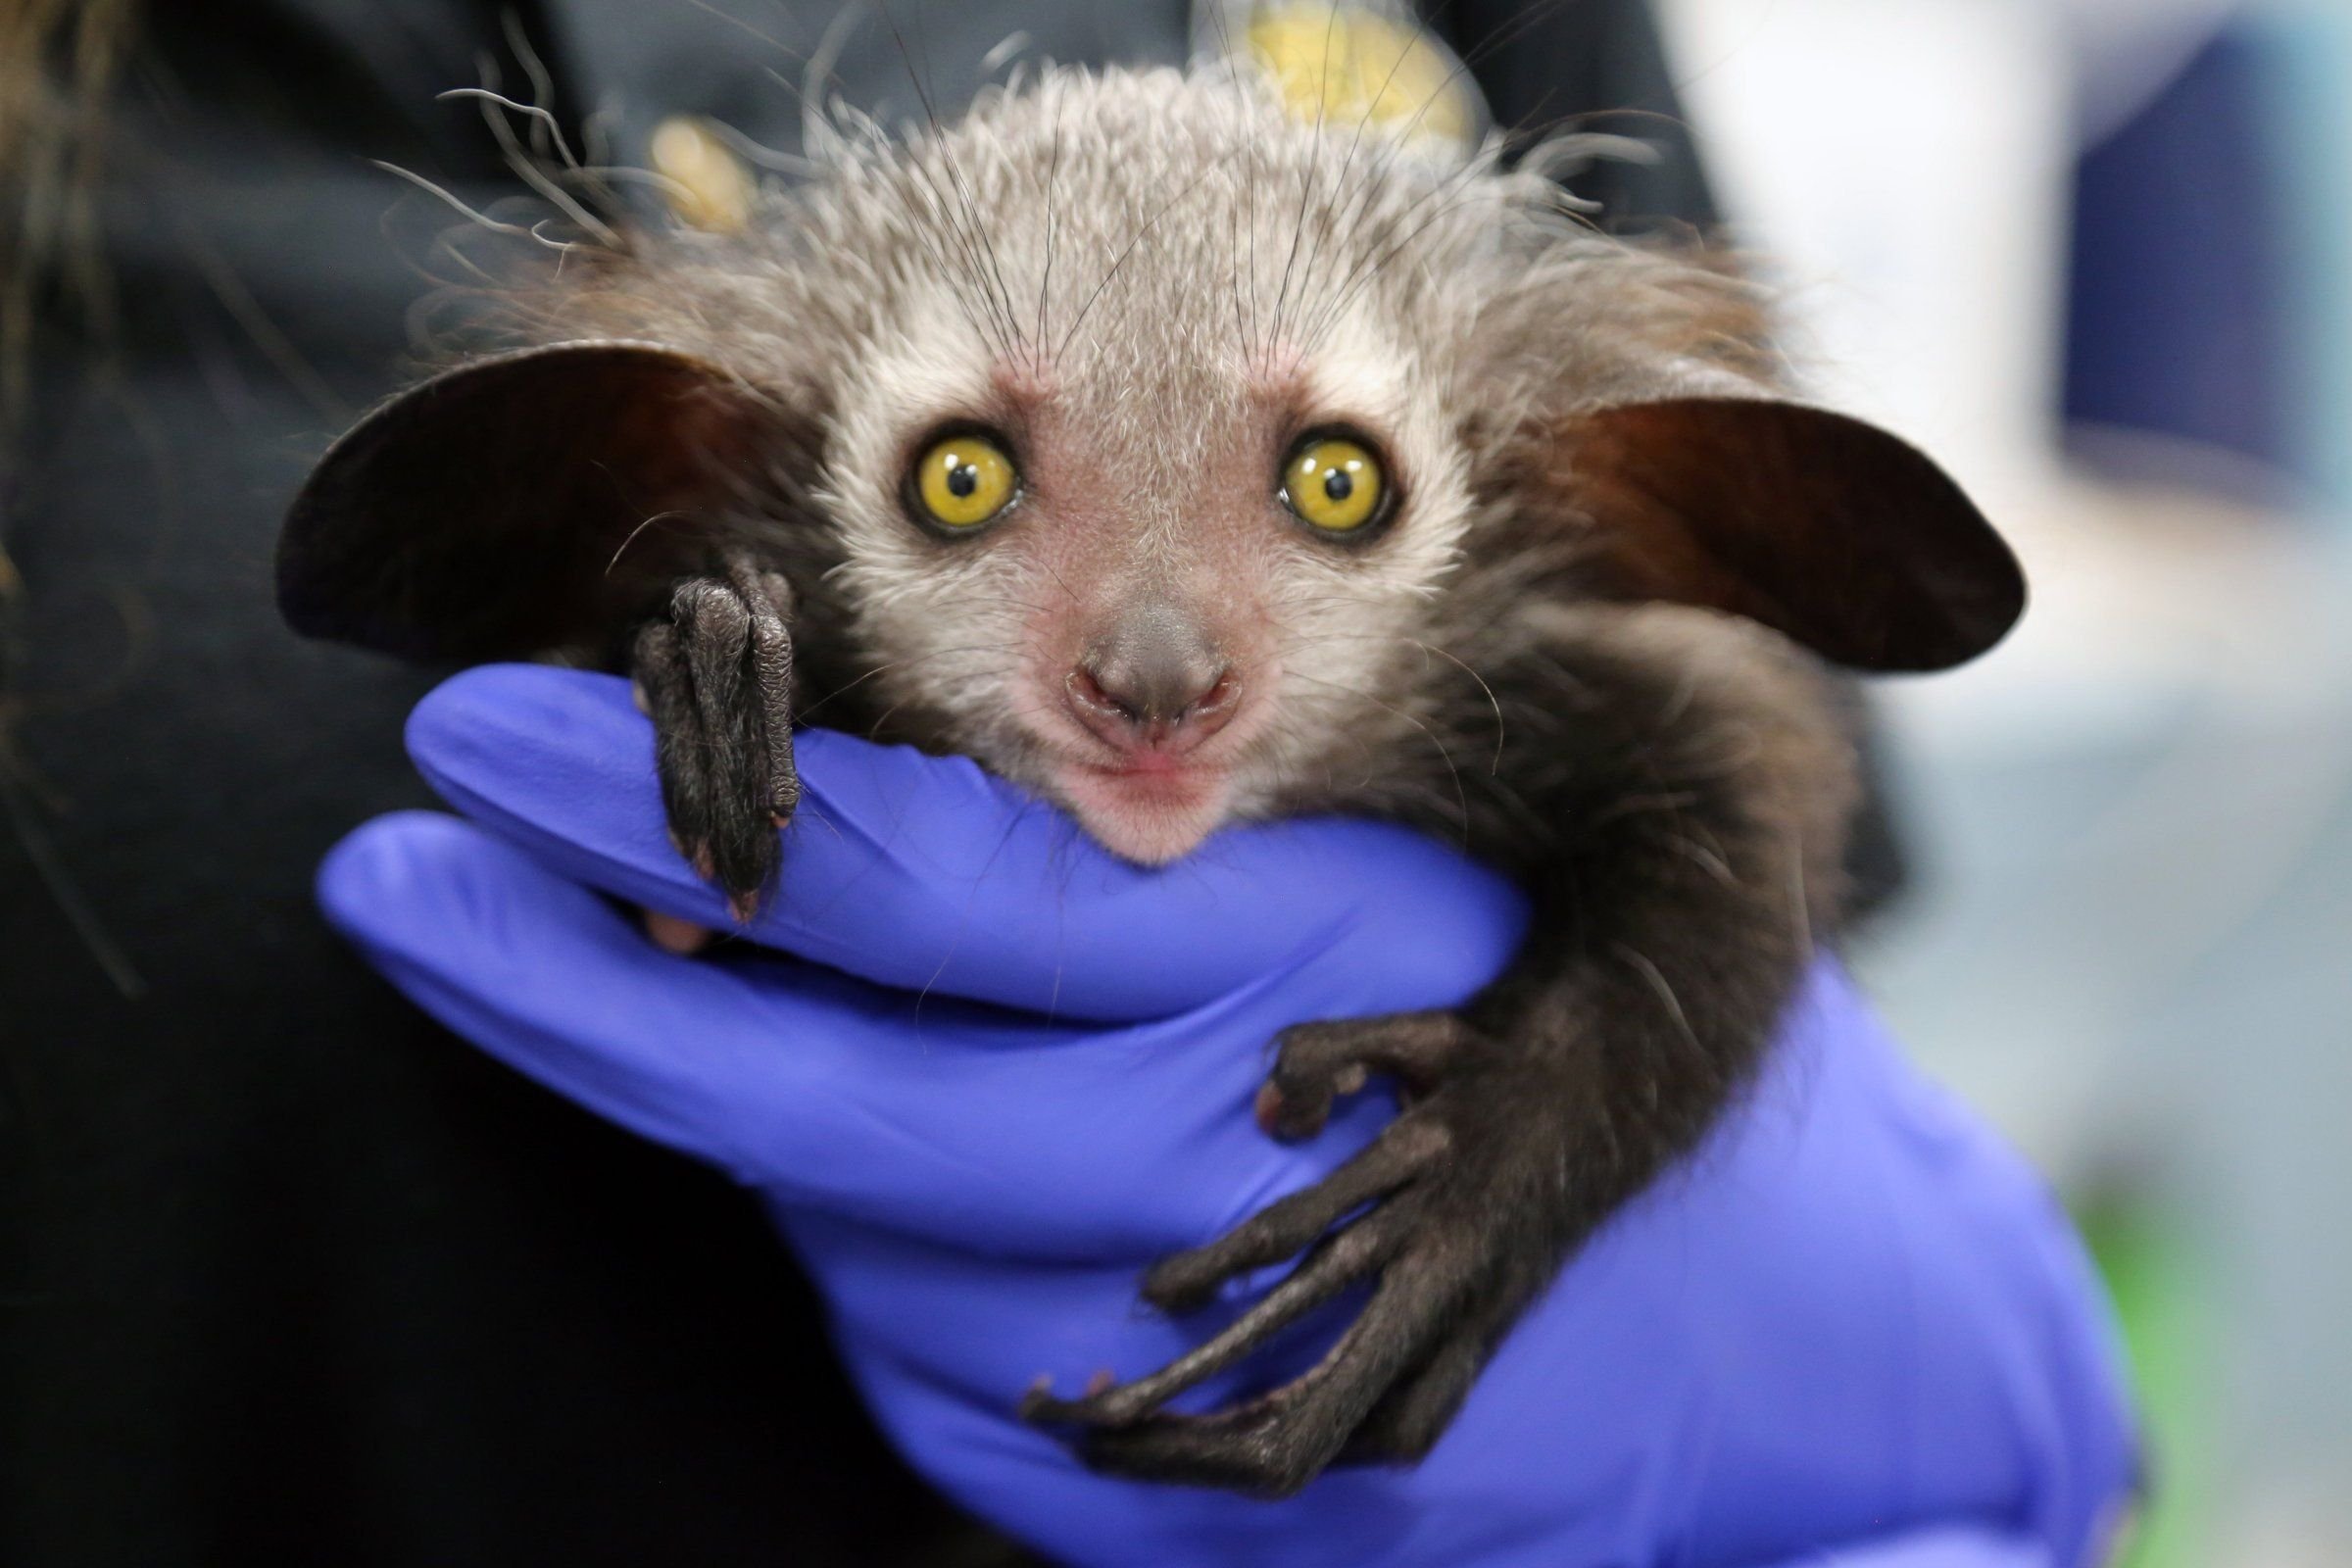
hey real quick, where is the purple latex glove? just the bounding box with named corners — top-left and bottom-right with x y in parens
top-left (318, 665), bottom-right (2137, 1568)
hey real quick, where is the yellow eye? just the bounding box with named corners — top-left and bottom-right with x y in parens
top-left (913, 432), bottom-right (1018, 529)
top-left (1282, 436), bottom-right (1386, 533)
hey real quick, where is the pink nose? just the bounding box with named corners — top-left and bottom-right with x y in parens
top-left (1065, 615), bottom-right (1240, 753)
top-left (1065, 664), bottom-right (1240, 751)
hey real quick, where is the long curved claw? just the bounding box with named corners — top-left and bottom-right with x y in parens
top-left (1021, 1008), bottom-right (1572, 1495)
top-left (1024, 1219), bottom-right (1397, 1429)
top-left (1072, 1265), bottom-right (1461, 1497)
top-left (1140, 1119), bottom-right (1446, 1313)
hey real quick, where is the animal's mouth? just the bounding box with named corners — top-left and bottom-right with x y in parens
top-left (1018, 651), bottom-right (1276, 864)
top-left (1052, 753), bottom-right (1237, 864)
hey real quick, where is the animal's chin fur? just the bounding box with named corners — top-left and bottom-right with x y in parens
top-left (1052, 761), bottom-right (1238, 865)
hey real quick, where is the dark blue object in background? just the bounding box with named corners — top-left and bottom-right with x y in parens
top-left (2063, 30), bottom-right (2294, 489)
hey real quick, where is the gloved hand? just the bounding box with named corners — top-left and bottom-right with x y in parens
top-left (318, 665), bottom-right (2137, 1568)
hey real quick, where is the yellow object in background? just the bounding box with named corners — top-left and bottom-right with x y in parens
top-left (652, 115), bottom-right (755, 234)
top-left (1240, 3), bottom-right (1477, 152)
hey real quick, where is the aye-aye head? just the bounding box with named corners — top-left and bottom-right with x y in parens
top-left (281, 67), bottom-right (2022, 864)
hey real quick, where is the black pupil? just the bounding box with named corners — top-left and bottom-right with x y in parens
top-left (946, 462), bottom-right (980, 499)
top-left (1322, 467), bottom-right (1353, 503)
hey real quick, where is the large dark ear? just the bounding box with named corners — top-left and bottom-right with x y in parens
top-left (278, 341), bottom-right (792, 662)
top-left (1565, 398), bottom-right (2024, 672)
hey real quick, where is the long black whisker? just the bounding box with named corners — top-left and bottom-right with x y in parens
top-left (1054, 143), bottom-right (1249, 367)
top-left (1200, 0), bottom-right (1261, 361)
top-left (866, 4), bottom-right (1016, 353)
top-left (1303, 178), bottom-right (1489, 356)
top-left (1297, 0), bottom-right (1586, 348)
top-left (911, 0), bottom-right (1033, 358)
top-left (796, 641), bottom-right (1028, 723)
top-left (873, 0), bottom-right (1030, 359)
top-left (1034, 81), bottom-right (1065, 353)
top-left (1284, 8), bottom-right (1432, 353)
top-left (1283, 630), bottom-right (1508, 773)
top-left (1283, 667), bottom-right (1471, 841)
top-left (1267, 0), bottom-right (1347, 347)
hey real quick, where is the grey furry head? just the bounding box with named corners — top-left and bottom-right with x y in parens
top-left (284, 67), bottom-right (2018, 862)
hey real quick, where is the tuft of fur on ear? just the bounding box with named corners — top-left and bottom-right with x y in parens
top-left (1562, 398), bottom-right (2025, 673)
top-left (278, 341), bottom-right (797, 662)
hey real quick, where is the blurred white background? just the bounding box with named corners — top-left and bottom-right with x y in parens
top-left (1650, 3), bottom-right (2352, 1562)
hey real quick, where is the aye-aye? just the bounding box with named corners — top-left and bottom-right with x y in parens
top-left (278, 67), bottom-right (2022, 1496)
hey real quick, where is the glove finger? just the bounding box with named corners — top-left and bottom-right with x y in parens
top-left (318, 809), bottom-right (1050, 1194)
top-left (1782, 1532), bottom-right (2051, 1568)
top-left (318, 809), bottom-right (1411, 1250)
top-left (405, 664), bottom-right (1526, 1022)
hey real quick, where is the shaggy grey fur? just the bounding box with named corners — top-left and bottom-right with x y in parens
top-left (279, 65), bottom-right (2021, 1495)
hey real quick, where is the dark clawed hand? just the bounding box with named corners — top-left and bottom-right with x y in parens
top-left (1023, 1010), bottom-right (1556, 1497)
top-left (632, 558), bottom-right (799, 916)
